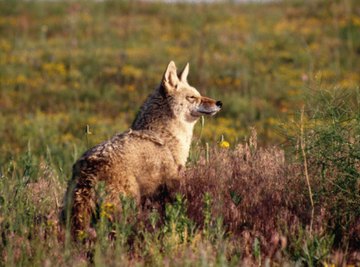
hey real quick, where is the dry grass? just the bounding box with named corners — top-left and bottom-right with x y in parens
top-left (1, 131), bottom-right (359, 266)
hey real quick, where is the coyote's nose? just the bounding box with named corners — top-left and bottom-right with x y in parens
top-left (216, 101), bottom-right (223, 108)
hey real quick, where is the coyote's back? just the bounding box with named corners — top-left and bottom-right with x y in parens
top-left (63, 61), bottom-right (222, 238)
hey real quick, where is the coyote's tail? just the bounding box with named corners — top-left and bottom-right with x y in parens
top-left (61, 172), bottom-right (97, 239)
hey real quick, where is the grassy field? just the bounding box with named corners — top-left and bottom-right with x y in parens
top-left (0, 0), bottom-right (359, 266)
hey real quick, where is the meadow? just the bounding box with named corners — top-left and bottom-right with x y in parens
top-left (0, 0), bottom-right (359, 266)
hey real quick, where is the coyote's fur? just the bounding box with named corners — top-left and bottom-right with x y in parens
top-left (63, 61), bottom-right (222, 237)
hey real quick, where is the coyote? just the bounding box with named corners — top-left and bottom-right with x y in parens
top-left (63, 61), bottom-right (222, 237)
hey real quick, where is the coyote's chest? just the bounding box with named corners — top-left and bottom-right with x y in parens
top-left (169, 123), bottom-right (194, 166)
top-left (176, 135), bottom-right (192, 166)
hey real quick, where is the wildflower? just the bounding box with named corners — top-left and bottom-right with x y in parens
top-left (352, 15), bottom-right (360, 27)
top-left (42, 62), bottom-right (66, 77)
top-left (103, 202), bottom-right (114, 211)
top-left (0, 39), bottom-right (11, 52)
top-left (301, 73), bottom-right (309, 82)
top-left (121, 65), bottom-right (142, 79)
top-left (15, 74), bottom-right (27, 85)
top-left (125, 84), bottom-right (136, 92)
top-left (219, 140), bottom-right (230, 149)
top-left (100, 202), bottom-right (114, 220)
top-left (77, 230), bottom-right (87, 240)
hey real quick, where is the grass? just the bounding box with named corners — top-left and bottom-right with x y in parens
top-left (0, 0), bottom-right (359, 266)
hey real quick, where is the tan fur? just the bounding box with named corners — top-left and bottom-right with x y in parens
top-left (62, 61), bottom-right (222, 237)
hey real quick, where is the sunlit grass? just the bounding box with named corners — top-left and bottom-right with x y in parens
top-left (0, 0), bottom-right (359, 265)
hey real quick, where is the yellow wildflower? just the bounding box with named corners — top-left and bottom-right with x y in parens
top-left (219, 140), bottom-right (230, 149)
top-left (100, 202), bottom-right (114, 220)
top-left (126, 84), bottom-right (136, 92)
top-left (77, 230), bottom-right (87, 240)
top-left (103, 202), bottom-right (114, 211)
top-left (42, 62), bottom-right (66, 77)
top-left (121, 65), bottom-right (142, 79)
top-left (0, 39), bottom-right (11, 52)
top-left (352, 16), bottom-right (360, 27)
top-left (15, 74), bottom-right (27, 85)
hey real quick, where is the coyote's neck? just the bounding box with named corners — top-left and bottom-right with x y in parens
top-left (161, 120), bottom-right (196, 166)
top-left (131, 88), bottom-right (196, 166)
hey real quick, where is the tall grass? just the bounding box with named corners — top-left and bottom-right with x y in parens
top-left (1, 89), bottom-right (359, 265)
top-left (0, 0), bottom-right (359, 265)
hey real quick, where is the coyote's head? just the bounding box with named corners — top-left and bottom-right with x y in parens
top-left (162, 61), bottom-right (222, 122)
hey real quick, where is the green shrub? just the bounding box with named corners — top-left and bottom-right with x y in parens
top-left (291, 87), bottom-right (360, 249)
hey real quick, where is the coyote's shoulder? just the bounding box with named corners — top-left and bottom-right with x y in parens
top-left (81, 129), bottom-right (165, 161)
top-left (63, 61), bottom-right (222, 238)
top-left (72, 129), bottom-right (165, 180)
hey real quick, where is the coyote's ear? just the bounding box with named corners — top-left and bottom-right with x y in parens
top-left (179, 62), bottom-right (189, 83)
top-left (162, 61), bottom-right (179, 92)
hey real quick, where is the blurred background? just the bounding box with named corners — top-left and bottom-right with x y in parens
top-left (0, 0), bottom-right (359, 168)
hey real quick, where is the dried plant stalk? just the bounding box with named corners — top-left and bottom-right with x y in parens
top-left (300, 105), bottom-right (314, 235)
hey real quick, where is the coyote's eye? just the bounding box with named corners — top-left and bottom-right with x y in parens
top-left (186, 96), bottom-right (197, 103)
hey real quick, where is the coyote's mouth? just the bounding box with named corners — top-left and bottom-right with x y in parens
top-left (192, 107), bottom-right (221, 117)
top-left (198, 110), bottom-right (217, 115)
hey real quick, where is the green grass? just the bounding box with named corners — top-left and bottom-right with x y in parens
top-left (0, 0), bottom-right (359, 265)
